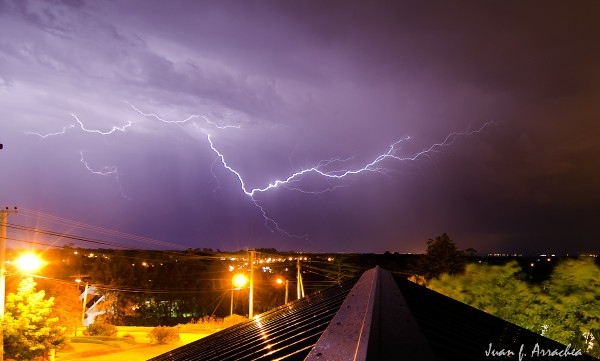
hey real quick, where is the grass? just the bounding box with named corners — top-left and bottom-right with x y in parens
top-left (70, 336), bottom-right (135, 344)
top-left (54, 321), bottom-right (239, 360)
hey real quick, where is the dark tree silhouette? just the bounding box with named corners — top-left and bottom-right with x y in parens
top-left (418, 233), bottom-right (466, 279)
top-left (465, 248), bottom-right (477, 257)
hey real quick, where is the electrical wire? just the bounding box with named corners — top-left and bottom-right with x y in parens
top-left (18, 208), bottom-right (188, 250)
top-left (4, 222), bottom-right (232, 265)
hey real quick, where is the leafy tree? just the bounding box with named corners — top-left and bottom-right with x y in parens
top-left (418, 233), bottom-right (466, 279)
top-left (429, 258), bottom-right (600, 357)
top-left (539, 258), bottom-right (600, 356)
top-left (37, 279), bottom-right (82, 337)
top-left (465, 248), bottom-right (477, 257)
top-left (429, 261), bottom-right (544, 331)
top-left (92, 291), bottom-right (122, 324)
top-left (3, 277), bottom-right (67, 360)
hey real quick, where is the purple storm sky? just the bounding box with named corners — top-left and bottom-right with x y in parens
top-left (1, 0), bottom-right (599, 254)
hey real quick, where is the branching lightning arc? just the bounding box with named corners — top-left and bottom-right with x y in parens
top-left (205, 122), bottom-right (493, 238)
top-left (79, 151), bottom-right (131, 200)
top-left (24, 105), bottom-right (494, 239)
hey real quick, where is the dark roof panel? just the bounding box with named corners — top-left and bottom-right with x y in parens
top-left (395, 274), bottom-right (597, 361)
top-left (151, 268), bottom-right (597, 361)
top-left (149, 278), bottom-right (358, 361)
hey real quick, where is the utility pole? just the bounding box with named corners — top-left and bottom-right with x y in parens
top-left (72, 275), bottom-right (90, 334)
top-left (249, 250), bottom-right (255, 318)
top-left (230, 288), bottom-right (234, 316)
top-left (81, 282), bottom-right (89, 327)
top-left (284, 280), bottom-right (289, 304)
top-left (1, 206), bottom-right (18, 361)
top-left (296, 257), bottom-right (305, 300)
top-left (297, 258), bottom-right (300, 300)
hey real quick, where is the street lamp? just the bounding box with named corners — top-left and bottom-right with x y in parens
top-left (232, 274), bottom-right (248, 289)
top-left (276, 277), bottom-right (289, 305)
top-left (1, 251), bottom-right (45, 361)
top-left (230, 274), bottom-right (247, 316)
top-left (13, 253), bottom-right (46, 274)
top-left (75, 278), bottom-right (90, 328)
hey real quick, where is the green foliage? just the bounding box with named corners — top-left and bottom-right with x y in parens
top-left (3, 277), bottom-right (67, 360)
top-left (429, 261), bottom-right (543, 331)
top-left (429, 258), bottom-right (600, 357)
top-left (36, 278), bottom-right (82, 337)
top-left (539, 257), bottom-right (600, 356)
top-left (147, 326), bottom-right (180, 344)
top-left (418, 233), bottom-right (466, 279)
top-left (83, 322), bottom-right (118, 337)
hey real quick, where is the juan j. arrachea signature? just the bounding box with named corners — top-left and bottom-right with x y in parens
top-left (486, 343), bottom-right (583, 360)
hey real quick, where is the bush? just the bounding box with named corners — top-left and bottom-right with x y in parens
top-left (148, 326), bottom-right (180, 345)
top-left (122, 333), bottom-right (135, 342)
top-left (83, 322), bottom-right (118, 337)
top-left (222, 314), bottom-right (248, 328)
top-left (177, 314), bottom-right (248, 333)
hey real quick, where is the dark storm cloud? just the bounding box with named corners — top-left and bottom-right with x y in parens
top-left (1, 0), bottom-right (599, 254)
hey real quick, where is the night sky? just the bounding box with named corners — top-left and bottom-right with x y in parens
top-left (1, 0), bottom-right (599, 254)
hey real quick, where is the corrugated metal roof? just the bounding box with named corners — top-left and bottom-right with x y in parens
top-left (149, 277), bottom-right (358, 361)
top-left (151, 267), bottom-right (597, 361)
top-left (305, 267), bottom-right (437, 361)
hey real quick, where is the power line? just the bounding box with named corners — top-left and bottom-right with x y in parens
top-left (18, 208), bottom-right (188, 250)
top-left (4, 222), bottom-right (230, 263)
top-left (29, 275), bottom-right (228, 295)
top-left (6, 222), bottom-right (129, 249)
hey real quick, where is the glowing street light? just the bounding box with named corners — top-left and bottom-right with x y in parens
top-left (74, 278), bottom-right (90, 327)
top-left (14, 253), bottom-right (46, 274)
top-left (276, 277), bottom-right (289, 305)
top-left (232, 273), bottom-right (248, 288)
top-left (231, 273), bottom-right (248, 316)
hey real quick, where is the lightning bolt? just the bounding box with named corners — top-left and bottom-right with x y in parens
top-left (23, 103), bottom-right (494, 240)
top-left (71, 114), bottom-right (132, 135)
top-left (127, 104), bottom-right (301, 236)
top-left (24, 106), bottom-right (240, 202)
top-left (25, 124), bottom-right (76, 138)
top-left (127, 102), bottom-right (240, 130)
top-left (205, 122), bottom-right (494, 237)
top-left (24, 114), bottom-right (134, 197)
top-left (80, 151), bottom-right (117, 176)
top-left (79, 151), bottom-right (131, 199)
top-left (208, 123), bottom-right (492, 196)
top-left (24, 113), bottom-right (132, 137)
top-left (205, 134), bottom-right (307, 238)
